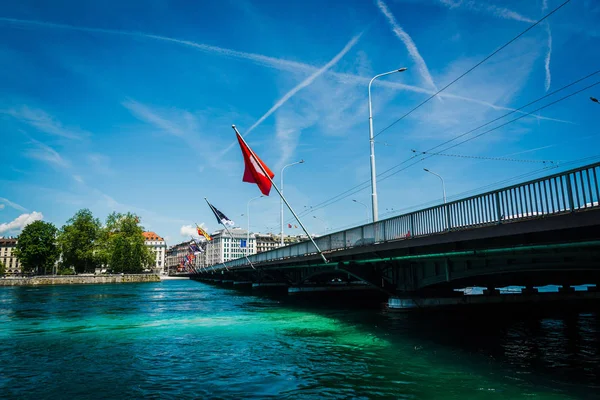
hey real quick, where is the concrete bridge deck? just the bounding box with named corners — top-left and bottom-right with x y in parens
top-left (193, 162), bottom-right (600, 309)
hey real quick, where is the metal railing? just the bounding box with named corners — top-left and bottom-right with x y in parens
top-left (206, 162), bottom-right (600, 271)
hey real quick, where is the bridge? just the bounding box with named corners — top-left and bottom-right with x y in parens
top-left (192, 162), bottom-right (600, 309)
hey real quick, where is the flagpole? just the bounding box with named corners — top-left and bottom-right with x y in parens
top-left (190, 236), bottom-right (208, 273)
top-left (204, 198), bottom-right (256, 270)
top-left (232, 125), bottom-right (328, 264)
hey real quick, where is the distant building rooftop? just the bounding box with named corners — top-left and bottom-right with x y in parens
top-left (143, 231), bottom-right (164, 241)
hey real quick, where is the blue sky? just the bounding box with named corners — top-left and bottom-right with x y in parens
top-left (0, 0), bottom-right (599, 245)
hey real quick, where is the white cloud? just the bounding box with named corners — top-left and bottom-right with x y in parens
top-left (0, 204), bottom-right (5, 210)
top-left (0, 211), bottom-right (43, 235)
top-left (3, 105), bottom-right (89, 140)
top-left (0, 197), bottom-right (27, 212)
top-left (24, 139), bottom-right (70, 169)
top-left (180, 225), bottom-right (199, 238)
top-left (72, 175), bottom-right (84, 183)
top-left (376, 0), bottom-right (438, 91)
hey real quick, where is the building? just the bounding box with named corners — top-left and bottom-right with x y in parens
top-left (254, 233), bottom-right (311, 253)
top-left (255, 233), bottom-right (280, 253)
top-left (143, 232), bottom-right (167, 274)
top-left (165, 240), bottom-right (208, 274)
top-left (0, 237), bottom-right (20, 275)
top-left (205, 228), bottom-right (256, 266)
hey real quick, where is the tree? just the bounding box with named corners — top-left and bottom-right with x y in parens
top-left (58, 209), bottom-right (102, 273)
top-left (100, 212), bottom-right (154, 274)
top-left (15, 221), bottom-right (59, 275)
top-left (0, 260), bottom-right (5, 276)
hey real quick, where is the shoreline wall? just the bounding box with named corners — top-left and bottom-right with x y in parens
top-left (0, 274), bottom-right (161, 286)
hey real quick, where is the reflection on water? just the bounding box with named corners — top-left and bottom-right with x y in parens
top-left (0, 281), bottom-right (598, 399)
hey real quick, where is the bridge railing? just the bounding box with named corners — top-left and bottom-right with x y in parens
top-left (209, 162), bottom-right (600, 271)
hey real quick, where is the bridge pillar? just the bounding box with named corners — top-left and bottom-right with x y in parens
top-left (559, 284), bottom-right (575, 293)
top-left (483, 287), bottom-right (500, 296)
top-left (252, 282), bottom-right (288, 293)
top-left (233, 281), bottom-right (253, 289)
top-left (521, 286), bottom-right (538, 295)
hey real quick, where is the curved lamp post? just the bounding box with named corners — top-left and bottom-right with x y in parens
top-left (352, 199), bottom-right (370, 223)
top-left (369, 67), bottom-right (407, 223)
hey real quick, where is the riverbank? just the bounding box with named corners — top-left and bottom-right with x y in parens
top-left (0, 274), bottom-right (161, 286)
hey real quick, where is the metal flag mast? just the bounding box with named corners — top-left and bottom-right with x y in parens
top-left (232, 125), bottom-right (328, 264)
top-left (190, 236), bottom-right (208, 273)
top-left (204, 198), bottom-right (256, 270)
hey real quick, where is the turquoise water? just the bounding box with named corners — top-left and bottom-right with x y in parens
top-left (0, 280), bottom-right (598, 399)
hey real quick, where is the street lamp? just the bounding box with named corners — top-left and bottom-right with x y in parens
top-left (369, 67), bottom-right (407, 223)
top-left (352, 199), bottom-right (370, 223)
top-left (247, 195), bottom-right (263, 255)
top-left (591, 97), bottom-right (599, 104)
top-left (423, 168), bottom-right (447, 204)
top-left (281, 159), bottom-right (305, 246)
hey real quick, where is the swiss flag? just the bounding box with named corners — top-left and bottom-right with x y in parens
top-left (236, 131), bottom-right (275, 196)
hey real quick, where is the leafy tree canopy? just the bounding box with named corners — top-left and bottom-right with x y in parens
top-left (58, 209), bottom-right (102, 273)
top-left (15, 221), bottom-right (59, 275)
top-left (102, 212), bottom-right (154, 274)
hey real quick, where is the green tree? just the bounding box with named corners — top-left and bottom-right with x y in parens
top-left (15, 221), bottom-right (59, 275)
top-left (0, 260), bottom-right (5, 276)
top-left (58, 209), bottom-right (102, 273)
top-left (100, 212), bottom-right (154, 274)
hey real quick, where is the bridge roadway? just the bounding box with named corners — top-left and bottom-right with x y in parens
top-left (192, 162), bottom-right (600, 309)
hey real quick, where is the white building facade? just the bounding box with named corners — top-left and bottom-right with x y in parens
top-left (205, 228), bottom-right (256, 266)
top-left (0, 237), bottom-right (20, 275)
top-left (143, 232), bottom-right (167, 273)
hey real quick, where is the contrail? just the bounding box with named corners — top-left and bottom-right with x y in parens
top-left (220, 32), bottom-right (363, 155)
top-left (0, 18), bottom-right (567, 126)
top-left (542, 0), bottom-right (552, 92)
top-left (0, 17), bottom-right (314, 74)
top-left (376, 0), bottom-right (438, 91)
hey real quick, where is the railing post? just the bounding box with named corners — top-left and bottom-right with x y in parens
top-left (343, 231), bottom-right (347, 249)
top-left (382, 221), bottom-right (386, 242)
top-left (566, 175), bottom-right (575, 212)
top-left (410, 213), bottom-right (415, 237)
top-left (495, 192), bottom-right (502, 224)
top-left (445, 204), bottom-right (451, 231)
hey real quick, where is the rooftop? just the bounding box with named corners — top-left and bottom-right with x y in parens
top-left (143, 231), bottom-right (164, 241)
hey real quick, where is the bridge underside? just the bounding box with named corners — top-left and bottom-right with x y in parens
top-left (193, 209), bottom-right (600, 302)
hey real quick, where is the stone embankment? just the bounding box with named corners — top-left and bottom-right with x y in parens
top-left (0, 274), bottom-right (161, 286)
